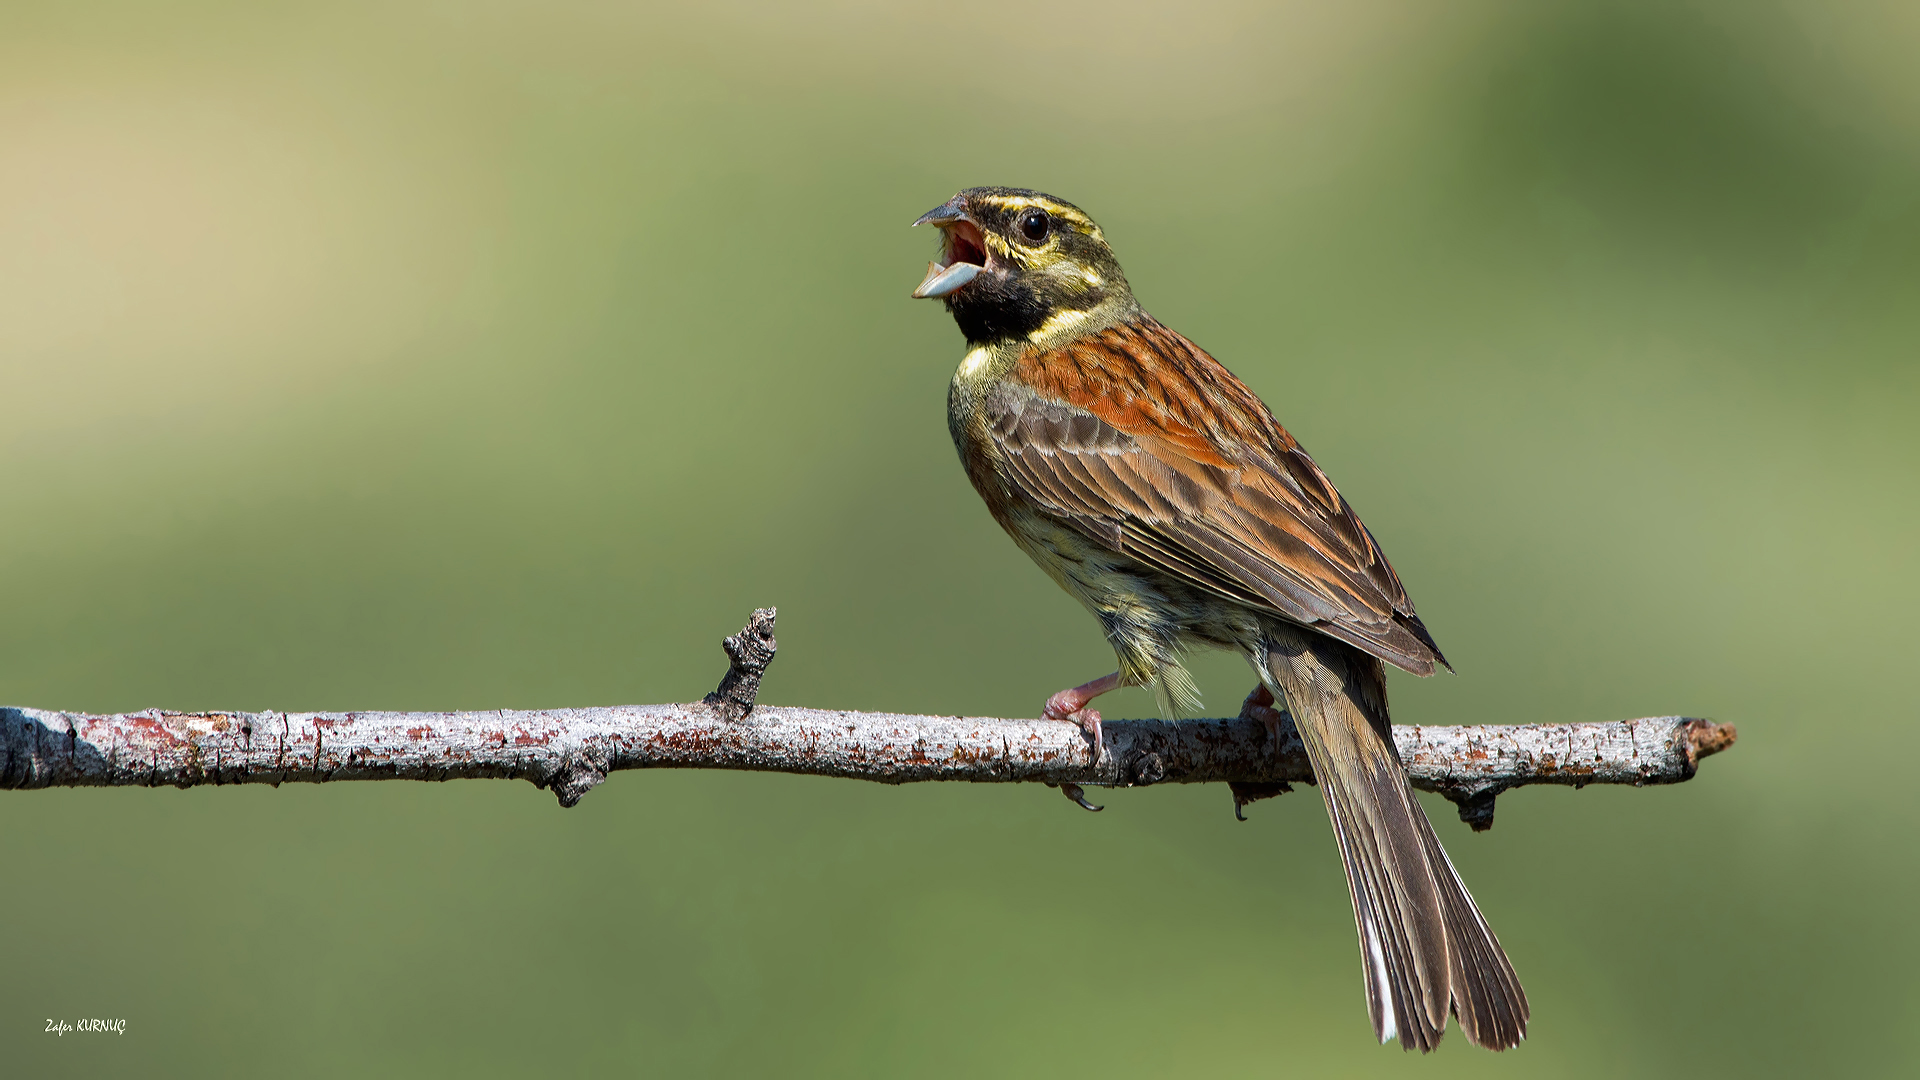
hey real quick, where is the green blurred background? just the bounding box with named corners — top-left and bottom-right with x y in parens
top-left (3, 0), bottom-right (1915, 1075)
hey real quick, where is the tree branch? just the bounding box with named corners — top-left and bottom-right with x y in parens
top-left (0, 608), bottom-right (1734, 825)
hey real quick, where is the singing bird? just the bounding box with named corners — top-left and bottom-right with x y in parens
top-left (911, 187), bottom-right (1528, 1051)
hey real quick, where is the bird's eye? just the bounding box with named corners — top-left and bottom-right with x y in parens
top-left (1017, 208), bottom-right (1050, 244)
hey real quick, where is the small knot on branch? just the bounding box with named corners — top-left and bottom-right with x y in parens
top-left (704, 608), bottom-right (778, 722)
top-left (1429, 775), bottom-right (1509, 831)
top-left (548, 744), bottom-right (613, 808)
top-left (1129, 751), bottom-right (1166, 786)
top-left (1447, 787), bottom-right (1504, 832)
top-left (1230, 781), bottom-right (1295, 821)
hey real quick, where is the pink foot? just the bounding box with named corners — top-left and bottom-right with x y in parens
top-left (1043, 695), bottom-right (1104, 750)
top-left (1045, 679), bottom-right (1117, 759)
top-left (1043, 673), bottom-right (1120, 802)
top-left (1231, 683), bottom-right (1296, 821)
top-left (1241, 683), bottom-right (1287, 746)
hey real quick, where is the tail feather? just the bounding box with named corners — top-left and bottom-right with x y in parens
top-left (1417, 816), bottom-right (1529, 1048)
top-left (1263, 627), bottom-right (1529, 1052)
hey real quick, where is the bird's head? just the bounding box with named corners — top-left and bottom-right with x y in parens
top-left (911, 187), bottom-right (1135, 346)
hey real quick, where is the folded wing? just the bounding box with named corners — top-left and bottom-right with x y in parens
top-left (989, 316), bottom-right (1447, 676)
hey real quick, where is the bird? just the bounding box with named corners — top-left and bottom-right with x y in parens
top-left (910, 186), bottom-right (1528, 1052)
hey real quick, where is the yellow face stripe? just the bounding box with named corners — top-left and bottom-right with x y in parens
top-left (971, 194), bottom-right (1103, 242)
top-left (1028, 308), bottom-right (1091, 341)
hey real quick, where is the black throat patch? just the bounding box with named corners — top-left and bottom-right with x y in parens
top-left (944, 272), bottom-right (1051, 344)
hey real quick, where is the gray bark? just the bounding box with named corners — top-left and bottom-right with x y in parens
top-left (0, 608), bottom-right (1735, 825)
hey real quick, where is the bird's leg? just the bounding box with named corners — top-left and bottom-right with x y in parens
top-left (1043, 671), bottom-right (1120, 777)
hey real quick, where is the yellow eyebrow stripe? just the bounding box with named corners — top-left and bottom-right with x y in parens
top-left (974, 194), bottom-right (1094, 231)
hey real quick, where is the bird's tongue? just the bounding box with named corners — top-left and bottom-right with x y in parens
top-left (912, 260), bottom-right (983, 299)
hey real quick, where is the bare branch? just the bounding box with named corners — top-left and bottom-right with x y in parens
top-left (0, 609), bottom-right (1734, 824)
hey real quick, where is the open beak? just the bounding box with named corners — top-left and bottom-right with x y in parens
top-left (911, 199), bottom-right (990, 299)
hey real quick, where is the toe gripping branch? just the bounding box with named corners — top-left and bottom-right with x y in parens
top-left (705, 608), bottom-right (779, 722)
top-left (1230, 684), bottom-right (1297, 821)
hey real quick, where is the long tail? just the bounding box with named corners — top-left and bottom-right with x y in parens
top-left (1262, 626), bottom-right (1529, 1052)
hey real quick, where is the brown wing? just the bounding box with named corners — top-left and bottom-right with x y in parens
top-left (989, 315), bottom-right (1447, 675)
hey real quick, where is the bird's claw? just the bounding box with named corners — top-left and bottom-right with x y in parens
top-left (1059, 782), bottom-right (1104, 812)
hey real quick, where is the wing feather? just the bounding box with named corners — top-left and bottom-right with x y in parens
top-left (987, 316), bottom-right (1447, 675)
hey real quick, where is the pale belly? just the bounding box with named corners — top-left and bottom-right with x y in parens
top-left (998, 502), bottom-right (1268, 714)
